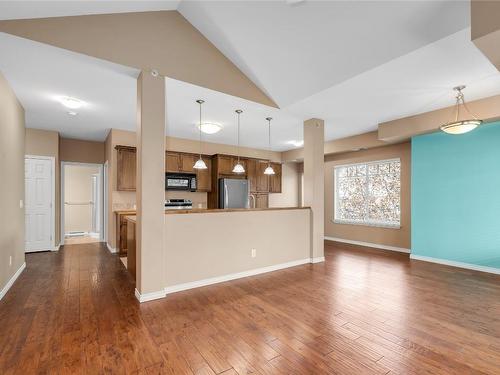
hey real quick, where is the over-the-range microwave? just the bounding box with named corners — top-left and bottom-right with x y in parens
top-left (165, 173), bottom-right (197, 191)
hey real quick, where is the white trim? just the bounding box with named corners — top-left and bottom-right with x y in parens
top-left (325, 236), bottom-right (411, 254)
top-left (0, 262), bottom-right (26, 301)
top-left (89, 232), bottom-right (100, 238)
top-left (135, 288), bottom-right (166, 303)
top-left (25, 155), bottom-right (56, 252)
top-left (165, 258), bottom-right (312, 295)
top-left (410, 255), bottom-right (500, 275)
top-left (52, 244), bottom-right (60, 252)
top-left (311, 256), bottom-right (325, 263)
top-left (106, 243), bottom-right (117, 253)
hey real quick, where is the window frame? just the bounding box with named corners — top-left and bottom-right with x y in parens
top-left (333, 158), bottom-right (401, 229)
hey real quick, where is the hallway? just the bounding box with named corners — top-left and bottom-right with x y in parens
top-left (1, 242), bottom-right (500, 374)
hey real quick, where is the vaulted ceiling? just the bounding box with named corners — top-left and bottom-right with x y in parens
top-left (0, 1), bottom-right (499, 151)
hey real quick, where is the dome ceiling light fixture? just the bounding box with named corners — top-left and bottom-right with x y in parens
top-left (58, 96), bottom-right (85, 109)
top-left (440, 85), bottom-right (482, 135)
top-left (193, 99), bottom-right (208, 170)
top-left (264, 117), bottom-right (275, 176)
top-left (198, 122), bottom-right (222, 134)
top-left (232, 109), bottom-right (245, 174)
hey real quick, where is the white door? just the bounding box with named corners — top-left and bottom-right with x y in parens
top-left (25, 157), bottom-right (53, 252)
top-left (91, 174), bottom-right (98, 234)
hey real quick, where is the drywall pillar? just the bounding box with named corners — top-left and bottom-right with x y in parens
top-left (135, 70), bottom-right (166, 301)
top-left (471, 0), bottom-right (500, 70)
top-left (304, 118), bottom-right (325, 262)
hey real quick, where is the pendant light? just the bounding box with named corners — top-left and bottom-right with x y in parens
top-left (193, 99), bottom-right (208, 169)
top-left (264, 117), bottom-right (275, 175)
top-left (440, 85), bottom-right (482, 135)
top-left (232, 109), bottom-right (245, 174)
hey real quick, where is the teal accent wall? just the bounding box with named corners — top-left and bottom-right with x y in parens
top-left (411, 122), bottom-right (500, 269)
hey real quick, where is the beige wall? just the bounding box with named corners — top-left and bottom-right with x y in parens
top-left (269, 162), bottom-right (301, 208)
top-left (0, 11), bottom-right (275, 107)
top-left (25, 128), bottom-right (61, 244)
top-left (324, 142), bottom-right (411, 249)
top-left (64, 165), bottom-right (100, 234)
top-left (0, 72), bottom-right (25, 296)
top-left (60, 138), bottom-right (105, 164)
top-left (164, 209), bottom-right (311, 288)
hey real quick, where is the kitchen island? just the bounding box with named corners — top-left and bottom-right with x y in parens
top-left (124, 207), bottom-right (313, 295)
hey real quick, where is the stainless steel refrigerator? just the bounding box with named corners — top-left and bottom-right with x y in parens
top-left (219, 178), bottom-right (249, 209)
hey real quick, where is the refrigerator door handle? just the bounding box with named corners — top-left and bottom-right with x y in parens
top-left (224, 183), bottom-right (229, 208)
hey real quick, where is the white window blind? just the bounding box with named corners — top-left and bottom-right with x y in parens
top-left (334, 158), bottom-right (401, 228)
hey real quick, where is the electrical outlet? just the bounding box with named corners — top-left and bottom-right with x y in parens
top-left (251, 249), bottom-right (257, 258)
top-left (9, 256), bottom-right (12, 267)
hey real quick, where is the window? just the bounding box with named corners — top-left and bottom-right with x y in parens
top-left (334, 159), bottom-right (400, 228)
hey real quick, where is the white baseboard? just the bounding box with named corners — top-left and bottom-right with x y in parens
top-left (165, 257), bottom-right (313, 295)
top-left (325, 236), bottom-right (411, 254)
top-left (106, 243), bottom-right (117, 253)
top-left (0, 262), bottom-right (26, 301)
top-left (52, 244), bottom-right (60, 252)
top-left (135, 288), bottom-right (166, 303)
top-left (89, 232), bottom-right (100, 239)
top-left (410, 254), bottom-right (500, 275)
top-left (311, 256), bottom-right (325, 263)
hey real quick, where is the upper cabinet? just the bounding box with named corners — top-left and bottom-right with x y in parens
top-left (196, 156), bottom-right (212, 192)
top-left (165, 152), bottom-right (180, 173)
top-left (115, 147), bottom-right (277, 197)
top-left (180, 154), bottom-right (197, 173)
top-left (116, 146), bottom-right (137, 191)
top-left (269, 163), bottom-right (282, 193)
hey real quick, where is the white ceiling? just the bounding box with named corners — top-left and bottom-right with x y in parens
top-left (178, 0), bottom-right (471, 107)
top-left (0, 32), bottom-right (139, 141)
top-left (0, 1), bottom-right (500, 151)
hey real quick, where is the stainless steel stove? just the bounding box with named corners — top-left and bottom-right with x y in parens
top-left (165, 199), bottom-right (193, 210)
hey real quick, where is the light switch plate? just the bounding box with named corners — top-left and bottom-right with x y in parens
top-left (19, 200), bottom-right (23, 208)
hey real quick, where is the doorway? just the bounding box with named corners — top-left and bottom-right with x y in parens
top-left (61, 162), bottom-right (104, 245)
top-left (25, 155), bottom-right (55, 252)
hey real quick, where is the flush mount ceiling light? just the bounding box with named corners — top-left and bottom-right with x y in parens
top-left (198, 122), bottom-right (222, 134)
top-left (58, 96), bottom-right (84, 109)
top-left (264, 117), bottom-right (275, 175)
top-left (232, 109), bottom-right (245, 174)
top-left (193, 99), bottom-right (208, 170)
top-left (287, 140), bottom-right (304, 148)
top-left (440, 85), bottom-right (482, 135)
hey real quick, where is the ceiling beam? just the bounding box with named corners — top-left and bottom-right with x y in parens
top-left (471, 0), bottom-right (500, 71)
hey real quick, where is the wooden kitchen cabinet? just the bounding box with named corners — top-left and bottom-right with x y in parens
top-left (255, 194), bottom-right (269, 209)
top-left (116, 146), bottom-right (136, 191)
top-left (196, 156), bottom-right (212, 192)
top-left (256, 160), bottom-right (270, 192)
top-left (180, 154), bottom-right (197, 173)
top-left (217, 155), bottom-right (234, 175)
top-left (166, 152), bottom-right (180, 173)
top-left (269, 162), bottom-right (282, 193)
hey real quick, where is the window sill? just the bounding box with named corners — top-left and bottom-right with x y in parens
top-left (333, 220), bottom-right (401, 229)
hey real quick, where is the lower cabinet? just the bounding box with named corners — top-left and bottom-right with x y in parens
top-left (255, 194), bottom-right (269, 209)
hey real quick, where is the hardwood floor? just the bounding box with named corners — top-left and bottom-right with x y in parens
top-left (1, 241), bottom-right (500, 374)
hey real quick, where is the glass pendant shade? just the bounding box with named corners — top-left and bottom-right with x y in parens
top-left (264, 165), bottom-right (275, 175)
top-left (193, 158), bottom-right (207, 170)
top-left (440, 86), bottom-right (482, 135)
top-left (440, 120), bottom-right (481, 135)
top-left (232, 162), bottom-right (245, 174)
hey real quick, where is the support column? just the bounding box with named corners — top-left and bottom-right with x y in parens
top-left (304, 118), bottom-right (325, 263)
top-left (136, 70), bottom-right (166, 301)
